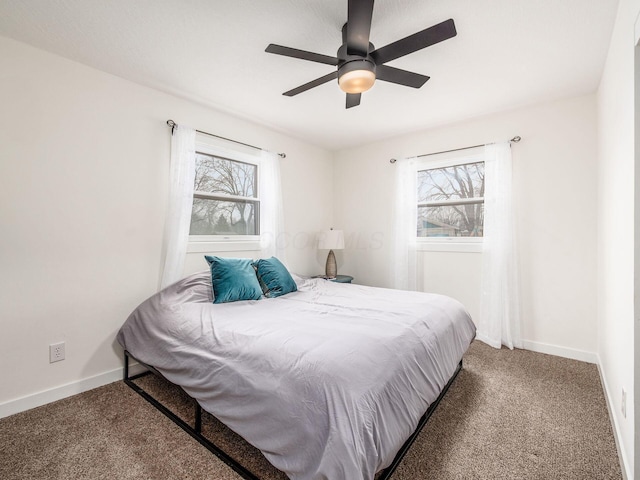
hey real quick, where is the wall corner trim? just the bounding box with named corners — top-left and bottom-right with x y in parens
top-left (635, 8), bottom-right (640, 46)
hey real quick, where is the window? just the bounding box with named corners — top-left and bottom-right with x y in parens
top-left (190, 151), bottom-right (259, 237)
top-left (417, 160), bottom-right (484, 238)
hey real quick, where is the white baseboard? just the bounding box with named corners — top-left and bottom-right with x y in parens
top-left (521, 340), bottom-right (598, 364)
top-left (596, 355), bottom-right (632, 480)
top-left (0, 363), bottom-right (147, 419)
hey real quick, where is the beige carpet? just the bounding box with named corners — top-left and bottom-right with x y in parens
top-left (0, 342), bottom-right (622, 479)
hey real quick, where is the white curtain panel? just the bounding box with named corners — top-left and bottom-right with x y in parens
top-left (259, 150), bottom-right (287, 262)
top-left (393, 157), bottom-right (418, 291)
top-left (160, 125), bottom-right (196, 290)
top-left (477, 142), bottom-right (522, 349)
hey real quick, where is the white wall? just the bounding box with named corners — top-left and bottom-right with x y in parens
top-left (0, 36), bottom-right (333, 410)
top-left (333, 94), bottom-right (599, 359)
top-left (597, 0), bottom-right (640, 477)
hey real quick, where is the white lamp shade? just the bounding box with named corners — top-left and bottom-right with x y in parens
top-left (318, 230), bottom-right (345, 250)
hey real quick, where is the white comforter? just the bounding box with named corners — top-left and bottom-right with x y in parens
top-left (117, 271), bottom-right (476, 480)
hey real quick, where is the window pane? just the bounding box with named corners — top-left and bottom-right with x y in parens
top-left (190, 198), bottom-right (259, 235)
top-left (417, 204), bottom-right (484, 237)
top-left (417, 161), bottom-right (484, 203)
top-left (194, 153), bottom-right (257, 198)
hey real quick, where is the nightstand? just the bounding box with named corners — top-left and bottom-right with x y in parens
top-left (331, 275), bottom-right (353, 284)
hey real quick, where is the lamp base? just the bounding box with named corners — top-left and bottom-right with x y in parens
top-left (325, 250), bottom-right (337, 279)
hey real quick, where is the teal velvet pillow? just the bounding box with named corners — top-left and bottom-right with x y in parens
top-left (204, 256), bottom-right (263, 304)
top-left (252, 257), bottom-right (298, 298)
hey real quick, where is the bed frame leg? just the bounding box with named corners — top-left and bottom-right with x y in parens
top-left (195, 403), bottom-right (202, 434)
top-left (123, 351), bottom-right (130, 381)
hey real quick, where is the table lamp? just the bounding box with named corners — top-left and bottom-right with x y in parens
top-left (318, 228), bottom-right (345, 279)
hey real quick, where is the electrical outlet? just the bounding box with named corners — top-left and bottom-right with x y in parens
top-left (49, 342), bottom-right (65, 363)
top-left (621, 388), bottom-right (627, 418)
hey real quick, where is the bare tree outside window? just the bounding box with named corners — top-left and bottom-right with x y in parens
top-left (190, 153), bottom-right (259, 235)
top-left (417, 161), bottom-right (484, 237)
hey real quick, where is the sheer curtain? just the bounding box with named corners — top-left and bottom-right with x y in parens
top-left (393, 157), bottom-right (418, 291)
top-left (160, 125), bottom-right (196, 289)
top-left (477, 142), bottom-right (522, 349)
top-left (259, 150), bottom-right (287, 262)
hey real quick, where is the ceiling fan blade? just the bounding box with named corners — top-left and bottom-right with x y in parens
top-left (376, 65), bottom-right (430, 88)
top-left (283, 71), bottom-right (338, 96)
top-left (346, 0), bottom-right (375, 56)
top-left (346, 93), bottom-right (361, 109)
top-left (266, 44), bottom-right (339, 66)
top-left (371, 18), bottom-right (457, 65)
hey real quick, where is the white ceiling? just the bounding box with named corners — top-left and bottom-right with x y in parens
top-left (0, 0), bottom-right (619, 151)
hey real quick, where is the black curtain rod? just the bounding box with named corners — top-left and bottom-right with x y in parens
top-left (389, 136), bottom-right (521, 164)
top-left (167, 120), bottom-right (286, 158)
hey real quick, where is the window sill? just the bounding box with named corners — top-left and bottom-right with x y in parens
top-left (187, 238), bottom-right (261, 253)
top-left (416, 240), bottom-right (483, 253)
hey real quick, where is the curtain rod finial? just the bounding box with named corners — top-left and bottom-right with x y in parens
top-left (511, 136), bottom-right (521, 143)
top-left (278, 153), bottom-right (286, 158)
top-left (390, 158), bottom-right (397, 164)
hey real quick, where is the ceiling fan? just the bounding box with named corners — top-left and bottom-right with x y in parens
top-left (265, 0), bottom-right (457, 109)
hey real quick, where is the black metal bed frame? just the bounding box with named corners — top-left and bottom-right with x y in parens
top-left (123, 350), bottom-right (462, 480)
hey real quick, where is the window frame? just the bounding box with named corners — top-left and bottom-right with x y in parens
top-left (187, 139), bottom-right (262, 251)
top-left (415, 149), bottom-right (485, 253)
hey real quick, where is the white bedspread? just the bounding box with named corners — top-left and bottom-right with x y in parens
top-left (117, 271), bottom-right (476, 480)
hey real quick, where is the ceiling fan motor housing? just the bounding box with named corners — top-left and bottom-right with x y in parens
top-left (336, 39), bottom-right (377, 92)
top-left (338, 57), bottom-right (376, 77)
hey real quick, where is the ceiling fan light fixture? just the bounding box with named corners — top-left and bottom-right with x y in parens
top-left (338, 59), bottom-right (376, 94)
top-left (339, 69), bottom-right (376, 93)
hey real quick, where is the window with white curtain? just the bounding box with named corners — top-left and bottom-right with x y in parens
top-left (162, 123), bottom-right (285, 286)
top-left (394, 142), bottom-right (520, 348)
top-left (185, 134), bottom-right (285, 260)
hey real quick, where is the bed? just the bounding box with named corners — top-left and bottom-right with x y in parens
top-left (117, 268), bottom-right (475, 480)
